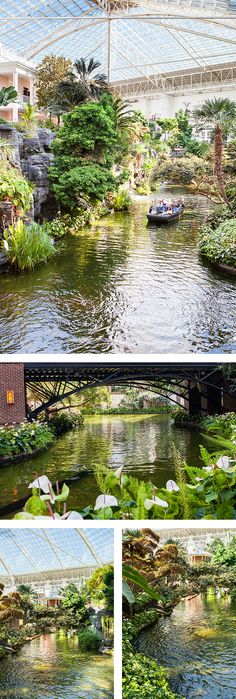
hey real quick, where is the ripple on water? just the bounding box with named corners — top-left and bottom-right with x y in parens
top-left (0, 188), bottom-right (236, 352)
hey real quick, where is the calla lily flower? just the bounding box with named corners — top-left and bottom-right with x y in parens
top-left (94, 494), bottom-right (118, 510)
top-left (144, 496), bottom-right (168, 510)
top-left (61, 511), bottom-right (83, 519)
top-left (29, 476), bottom-right (52, 493)
top-left (166, 479), bottom-right (179, 492)
top-left (216, 456), bottom-right (230, 470)
top-left (114, 465), bottom-right (124, 480)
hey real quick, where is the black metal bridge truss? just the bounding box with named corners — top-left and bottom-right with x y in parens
top-left (24, 361), bottom-right (236, 418)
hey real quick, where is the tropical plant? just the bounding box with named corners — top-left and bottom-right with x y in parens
top-left (193, 97), bottom-right (236, 206)
top-left (0, 167), bottom-right (33, 218)
top-left (112, 189), bottom-right (132, 211)
top-left (86, 565), bottom-right (114, 609)
top-left (0, 421), bottom-right (54, 458)
top-left (3, 220), bottom-right (55, 270)
top-left (57, 57), bottom-right (108, 106)
top-left (0, 86), bottom-right (18, 106)
top-left (60, 583), bottom-right (88, 622)
top-left (0, 584), bottom-right (23, 624)
top-left (20, 103), bottom-right (38, 136)
top-left (47, 411), bottom-right (84, 435)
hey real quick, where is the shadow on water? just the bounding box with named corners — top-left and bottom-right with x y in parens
top-left (136, 593), bottom-right (236, 699)
top-left (0, 414), bottom-right (205, 516)
top-left (0, 633), bottom-right (114, 699)
top-left (0, 187), bottom-right (236, 352)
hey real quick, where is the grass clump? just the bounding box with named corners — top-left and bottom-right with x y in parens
top-left (78, 627), bottom-right (100, 651)
top-left (3, 220), bottom-right (55, 270)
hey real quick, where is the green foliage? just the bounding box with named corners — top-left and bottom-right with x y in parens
top-left (60, 583), bottom-right (88, 623)
top-left (86, 565), bottom-right (114, 610)
top-left (0, 86), bottom-right (18, 106)
top-left (0, 421), bottom-right (54, 458)
top-left (0, 167), bottom-right (33, 213)
top-left (35, 54), bottom-right (72, 109)
top-left (52, 164), bottom-right (115, 209)
top-left (124, 610), bottom-right (160, 639)
top-left (123, 639), bottom-right (184, 699)
top-left (78, 627), bottom-right (100, 650)
top-left (112, 189), bottom-right (132, 211)
top-left (48, 411), bottom-right (84, 436)
top-left (123, 564), bottom-right (163, 602)
top-left (150, 154), bottom-right (205, 186)
top-left (208, 536), bottom-right (236, 566)
top-left (50, 99), bottom-right (117, 210)
top-left (3, 220), bottom-right (55, 270)
top-left (199, 218), bottom-right (236, 267)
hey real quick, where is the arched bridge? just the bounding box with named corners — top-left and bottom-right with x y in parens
top-left (23, 361), bottom-right (236, 419)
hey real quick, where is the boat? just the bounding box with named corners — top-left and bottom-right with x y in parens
top-left (147, 204), bottom-right (184, 224)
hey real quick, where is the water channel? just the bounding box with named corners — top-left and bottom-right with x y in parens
top-left (0, 188), bottom-right (236, 353)
top-left (0, 632), bottom-right (113, 699)
top-left (0, 414), bottom-right (205, 516)
top-left (136, 593), bottom-right (236, 699)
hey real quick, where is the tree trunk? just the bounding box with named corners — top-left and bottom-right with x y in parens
top-left (213, 124), bottom-right (231, 208)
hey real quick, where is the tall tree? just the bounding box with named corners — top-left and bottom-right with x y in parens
top-left (57, 57), bottom-right (108, 105)
top-left (193, 97), bottom-right (236, 206)
top-left (35, 54), bottom-right (72, 110)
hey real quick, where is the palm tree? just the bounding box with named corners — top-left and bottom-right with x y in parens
top-left (58, 57), bottom-right (108, 106)
top-left (111, 96), bottom-right (134, 133)
top-left (193, 97), bottom-right (236, 207)
top-left (0, 86), bottom-right (18, 107)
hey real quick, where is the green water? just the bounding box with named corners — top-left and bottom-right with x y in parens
top-left (0, 414), bottom-right (204, 516)
top-left (1, 188), bottom-right (236, 353)
top-left (0, 632), bottom-right (113, 698)
top-left (136, 593), bottom-right (236, 699)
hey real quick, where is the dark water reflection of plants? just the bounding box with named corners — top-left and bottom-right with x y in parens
top-left (0, 632), bottom-right (114, 699)
top-left (0, 415), bottom-right (204, 515)
top-left (0, 188), bottom-right (236, 352)
top-left (136, 593), bottom-right (236, 699)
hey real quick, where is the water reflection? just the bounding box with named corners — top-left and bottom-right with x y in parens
top-left (0, 633), bottom-right (114, 699)
top-left (0, 188), bottom-right (236, 352)
top-left (136, 594), bottom-right (236, 698)
top-left (0, 415), bottom-right (204, 515)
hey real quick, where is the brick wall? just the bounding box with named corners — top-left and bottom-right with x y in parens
top-left (0, 363), bottom-right (26, 425)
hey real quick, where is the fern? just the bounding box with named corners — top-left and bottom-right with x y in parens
top-left (172, 444), bottom-right (192, 519)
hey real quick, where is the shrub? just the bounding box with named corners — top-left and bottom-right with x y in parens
top-left (199, 218), bottom-right (236, 267)
top-left (48, 411), bottom-right (84, 435)
top-left (78, 627), bottom-right (100, 651)
top-left (112, 189), bottom-right (132, 211)
top-left (150, 154), bottom-right (205, 186)
top-left (0, 421), bottom-right (54, 458)
top-left (51, 164), bottom-right (115, 209)
top-left (3, 220), bottom-right (55, 270)
top-left (123, 639), bottom-right (184, 699)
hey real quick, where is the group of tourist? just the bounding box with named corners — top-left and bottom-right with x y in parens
top-left (149, 198), bottom-right (184, 215)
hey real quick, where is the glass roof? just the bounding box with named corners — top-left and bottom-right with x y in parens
top-left (0, 1), bottom-right (236, 81)
top-left (0, 528), bottom-right (113, 578)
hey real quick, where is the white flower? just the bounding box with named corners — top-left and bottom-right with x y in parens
top-left (114, 465), bottom-right (124, 479)
top-left (28, 476), bottom-right (52, 493)
top-left (94, 494), bottom-right (118, 510)
top-left (216, 456), bottom-right (230, 471)
top-left (61, 511), bottom-right (83, 520)
top-left (166, 479), bottom-right (179, 492)
top-left (203, 466), bottom-right (214, 472)
top-left (144, 496), bottom-right (168, 510)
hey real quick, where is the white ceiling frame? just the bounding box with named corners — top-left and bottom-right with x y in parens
top-left (26, 17), bottom-right (103, 59)
top-left (114, 25), bottom-right (164, 85)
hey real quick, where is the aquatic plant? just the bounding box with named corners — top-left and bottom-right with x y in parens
top-left (112, 188), bottom-right (132, 211)
top-left (123, 639), bottom-right (185, 699)
top-left (3, 220), bottom-right (55, 270)
top-left (78, 627), bottom-right (100, 651)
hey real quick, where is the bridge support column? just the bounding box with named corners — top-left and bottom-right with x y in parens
top-left (0, 363), bottom-right (26, 425)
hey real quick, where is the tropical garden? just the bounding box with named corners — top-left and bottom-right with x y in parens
top-left (0, 55), bottom-right (236, 274)
top-left (1, 376), bottom-right (236, 520)
top-left (122, 528), bottom-right (236, 699)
